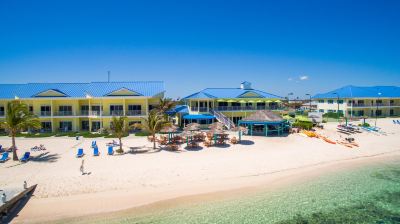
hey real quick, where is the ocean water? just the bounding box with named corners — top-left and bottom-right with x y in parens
top-left (71, 160), bottom-right (400, 224)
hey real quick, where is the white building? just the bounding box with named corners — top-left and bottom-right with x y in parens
top-left (313, 85), bottom-right (400, 117)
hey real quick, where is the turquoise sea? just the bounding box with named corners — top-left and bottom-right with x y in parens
top-left (67, 159), bottom-right (400, 224)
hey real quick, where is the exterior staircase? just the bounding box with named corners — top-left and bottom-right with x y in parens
top-left (210, 109), bottom-right (235, 129)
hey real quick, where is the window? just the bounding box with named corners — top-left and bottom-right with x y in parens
top-left (376, 110), bottom-right (382, 116)
top-left (232, 102), bottom-right (241, 107)
top-left (40, 105), bottom-right (51, 116)
top-left (358, 111), bottom-right (364, 116)
top-left (338, 110), bottom-right (344, 114)
top-left (110, 105), bottom-right (123, 115)
top-left (337, 100), bottom-right (343, 104)
top-left (319, 109), bottom-right (324, 113)
top-left (218, 102), bottom-right (228, 107)
top-left (0, 106), bottom-right (4, 116)
top-left (81, 120), bottom-right (89, 131)
top-left (390, 100), bottom-right (394, 104)
top-left (29, 106), bottom-right (33, 113)
top-left (390, 109), bottom-right (394, 116)
top-left (327, 109), bottom-right (336, 113)
top-left (327, 100), bottom-right (334, 104)
top-left (318, 100), bottom-right (324, 103)
top-left (376, 100), bottom-right (382, 104)
top-left (59, 105), bottom-right (72, 115)
top-left (41, 122), bottom-right (52, 132)
top-left (91, 121), bottom-right (101, 132)
top-left (128, 105), bottom-right (141, 111)
top-left (59, 121), bottom-right (72, 132)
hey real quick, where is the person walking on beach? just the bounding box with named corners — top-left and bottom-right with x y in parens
top-left (80, 159), bottom-right (85, 175)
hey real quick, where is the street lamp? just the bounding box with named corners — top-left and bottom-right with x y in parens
top-left (305, 94), bottom-right (312, 113)
top-left (287, 92), bottom-right (294, 109)
top-left (333, 92), bottom-right (340, 122)
top-left (375, 92), bottom-right (382, 127)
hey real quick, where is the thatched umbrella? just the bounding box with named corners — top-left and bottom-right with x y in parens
top-left (184, 123), bottom-right (200, 132)
top-left (207, 128), bottom-right (227, 144)
top-left (230, 126), bottom-right (248, 141)
top-left (160, 125), bottom-right (180, 143)
top-left (208, 122), bottom-right (224, 130)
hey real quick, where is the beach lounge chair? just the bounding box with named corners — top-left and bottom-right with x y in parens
top-left (91, 141), bottom-right (97, 148)
top-left (0, 152), bottom-right (9, 162)
top-left (107, 146), bottom-right (114, 155)
top-left (20, 152), bottom-right (30, 162)
top-left (397, 120), bottom-right (400, 124)
top-left (394, 120), bottom-right (397, 124)
top-left (93, 147), bottom-right (100, 156)
top-left (76, 148), bottom-right (84, 158)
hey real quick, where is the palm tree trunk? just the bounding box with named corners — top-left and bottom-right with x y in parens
top-left (153, 133), bottom-right (156, 149)
top-left (12, 134), bottom-right (18, 161)
top-left (119, 137), bottom-right (122, 152)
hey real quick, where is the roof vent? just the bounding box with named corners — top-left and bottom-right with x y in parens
top-left (240, 81), bottom-right (252, 90)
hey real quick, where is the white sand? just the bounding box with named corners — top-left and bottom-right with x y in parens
top-left (1, 118), bottom-right (400, 223)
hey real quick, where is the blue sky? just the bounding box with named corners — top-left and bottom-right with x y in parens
top-left (0, 0), bottom-right (399, 99)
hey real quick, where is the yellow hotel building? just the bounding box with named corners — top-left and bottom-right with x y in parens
top-left (0, 82), bottom-right (164, 132)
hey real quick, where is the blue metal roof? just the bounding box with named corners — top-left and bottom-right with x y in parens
top-left (0, 81), bottom-right (165, 99)
top-left (182, 88), bottom-right (283, 100)
top-left (313, 85), bottom-right (400, 99)
top-left (183, 114), bottom-right (215, 120)
top-left (166, 105), bottom-right (189, 115)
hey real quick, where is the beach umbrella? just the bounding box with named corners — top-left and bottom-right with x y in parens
top-left (230, 126), bottom-right (248, 141)
top-left (184, 123), bottom-right (200, 132)
top-left (160, 125), bottom-right (180, 143)
top-left (208, 122), bottom-right (224, 130)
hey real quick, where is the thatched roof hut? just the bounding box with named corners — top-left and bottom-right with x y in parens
top-left (241, 110), bottom-right (283, 122)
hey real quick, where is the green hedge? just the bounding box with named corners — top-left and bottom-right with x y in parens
top-left (323, 112), bottom-right (344, 119)
top-left (358, 122), bottom-right (370, 127)
top-left (292, 121), bottom-right (313, 130)
top-left (135, 131), bottom-right (150, 136)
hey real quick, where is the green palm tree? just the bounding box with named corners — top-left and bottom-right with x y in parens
top-left (1, 101), bottom-right (41, 160)
top-left (136, 110), bottom-right (170, 149)
top-left (156, 98), bottom-right (177, 121)
top-left (110, 116), bottom-right (128, 153)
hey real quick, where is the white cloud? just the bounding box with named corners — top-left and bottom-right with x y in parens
top-left (299, 75), bottom-right (309, 81)
top-left (288, 77), bottom-right (293, 81)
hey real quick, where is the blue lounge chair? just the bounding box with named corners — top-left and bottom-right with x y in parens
top-left (91, 140), bottom-right (97, 148)
top-left (397, 120), bottom-right (400, 124)
top-left (20, 152), bottom-right (30, 162)
top-left (76, 148), bottom-right (84, 158)
top-left (107, 146), bottom-right (114, 155)
top-left (0, 152), bottom-right (9, 162)
top-left (93, 147), bottom-right (99, 156)
top-left (394, 120), bottom-right (397, 124)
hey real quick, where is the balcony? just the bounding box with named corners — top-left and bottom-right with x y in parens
top-left (54, 111), bottom-right (74, 116)
top-left (126, 110), bottom-right (142, 116)
top-left (40, 111), bottom-right (52, 117)
top-left (190, 106), bottom-right (283, 112)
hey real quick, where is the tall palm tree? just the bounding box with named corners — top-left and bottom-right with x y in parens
top-left (110, 116), bottom-right (128, 154)
top-left (156, 98), bottom-right (176, 114)
top-left (136, 110), bottom-right (170, 149)
top-left (1, 101), bottom-right (41, 160)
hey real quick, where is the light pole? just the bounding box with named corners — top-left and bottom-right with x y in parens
top-left (375, 92), bottom-right (382, 127)
top-left (333, 92), bottom-right (340, 122)
top-left (305, 94), bottom-right (312, 113)
top-left (287, 92), bottom-right (294, 109)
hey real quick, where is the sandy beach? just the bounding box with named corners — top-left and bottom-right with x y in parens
top-left (1, 118), bottom-right (400, 223)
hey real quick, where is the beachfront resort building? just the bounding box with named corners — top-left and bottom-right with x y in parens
top-left (313, 85), bottom-right (400, 117)
top-left (170, 82), bottom-right (285, 129)
top-left (0, 82), bottom-right (165, 132)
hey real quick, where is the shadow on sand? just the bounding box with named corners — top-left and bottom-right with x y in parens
top-left (30, 152), bottom-right (60, 163)
top-left (239, 140), bottom-right (255, 145)
top-left (127, 146), bottom-right (162, 155)
top-left (1, 185), bottom-right (37, 223)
